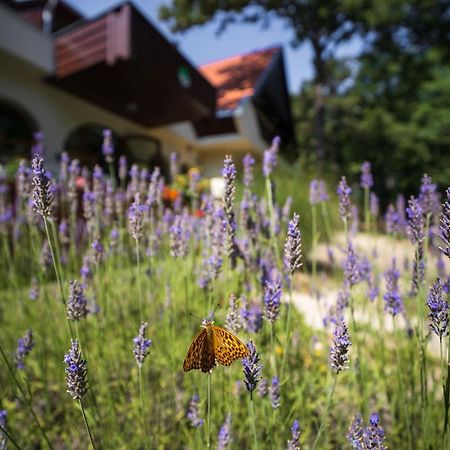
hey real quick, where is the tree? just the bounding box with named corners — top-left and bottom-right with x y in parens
top-left (159, 0), bottom-right (363, 162)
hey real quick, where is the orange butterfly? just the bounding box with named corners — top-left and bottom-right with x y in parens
top-left (183, 319), bottom-right (249, 373)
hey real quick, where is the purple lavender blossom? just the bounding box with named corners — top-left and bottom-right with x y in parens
top-left (15, 329), bottom-right (34, 369)
top-left (418, 174), bottom-right (440, 216)
top-left (118, 155), bottom-right (127, 184)
top-left (243, 153), bottom-right (255, 188)
top-left (258, 378), bottom-right (268, 398)
top-left (169, 214), bottom-right (189, 258)
top-left (217, 413), bottom-right (232, 449)
top-left (383, 259), bottom-right (403, 316)
top-left (241, 302), bottom-right (263, 333)
top-left (28, 277), bottom-right (39, 301)
top-left (222, 155), bottom-right (237, 253)
top-left (133, 322), bottom-right (152, 368)
top-left (337, 176), bottom-right (352, 222)
top-left (64, 339), bottom-right (88, 399)
top-left (102, 129), bottom-right (114, 161)
top-left (147, 167), bottom-right (161, 208)
top-left (362, 413), bottom-right (386, 449)
top-left (385, 204), bottom-right (402, 235)
top-left (225, 294), bottom-right (243, 334)
top-left (309, 179), bottom-right (321, 205)
top-left (263, 136), bottom-right (280, 177)
top-left (287, 420), bottom-right (301, 450)
top-left (91, 238), bottom-right (104, 264)
top-left (80, 255), bottom-right (92, 283)
top-left (187, 394), bottom-right (204, 428)
top-left (128, 192), bottom-right (146, 241)
top-left (263, 269), bottom-right (282, 324)
top-left (407, 196), bottom-right (425, 294)
top-left (360, 161), bottom-right (373, 189)
top-left (344, 242), bottom-right (360, 288)
top-left (329, 322), bottom-right (351, 373)
top-left (370, 192), bottom-right (379, 217)
top-left (440, 188), bottom-right (450, 260)
top-left (269, 376), bottom-right (281, 409)
top-left (285, 213), bottom-right (302, 275)
top-left (347, 414), bottom-right (364, 449)
top-left (31, 131), bottom-right (45, 157)
top-left (31, 156), bottom-right (53, 218)
top-left (242, 341), bottom-right (262, 394)
top-left (169, 151), bottom-right (179, 181)
top-left (427, 278), bottom-right (449, 338)
top-left (310, 179), bottom-right (329, 204)
top-left (67, 280), bottom-right (88, 322)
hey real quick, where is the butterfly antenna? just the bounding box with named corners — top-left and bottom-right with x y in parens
top-left (188, 311), bottom-right (203, 321)
top-left (208, 303), bottom-right (221, 321)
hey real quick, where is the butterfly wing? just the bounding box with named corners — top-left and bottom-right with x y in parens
top-left (183, 329), bottom-right (206, 372)
top-left (212, 326), bottom-right (250, 366)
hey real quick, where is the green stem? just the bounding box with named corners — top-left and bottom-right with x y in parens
top-left (280, 277), bottom-right (293, 378)
top-left (207, 373), bottom-right (211, 450)
top-left (79, 398), bottom-right (96, 450)
top-left (0, 343), bottom-right (53, 449)
top-left (138, 367), bottom-right (148, 448)
top-left (0, 423), bottom-right (21, 450)
top-left (135, 239), bottom-right (143, 322)
top-left (43, 217), bottom-right (72, 338)
top-left (394, 317), bottom-right (412, 449)
top-left (249, 393), bottom-right (258, 450)
top-left (312, 374), bottom-right (338, 450)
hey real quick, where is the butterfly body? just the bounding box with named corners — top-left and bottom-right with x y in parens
top-left (183, 320), bottom-right (249, 373)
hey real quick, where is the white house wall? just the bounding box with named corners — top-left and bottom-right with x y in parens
top-left (0, 49), bottom-right (195, 170)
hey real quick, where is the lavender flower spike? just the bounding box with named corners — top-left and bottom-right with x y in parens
top-left (347, 414), bottom-right (364, 449)
top-left (362, 413), bottom-right (386, 449)
top-left (242, 341), bottom-right (262, 394)
top-left (360, 161), bottom-right (373, 189)
top-left (102, 128), bottom-right (114, 163)
top-left (31, 156), bottom-right (53, 218)
top-left (67, 280), bottom-right (88, 322)
top-left (263, 136), bottom-right (280, 177)
top-left (383, 259), bottom-right (403, 316)
top-left (337, 176), bottom-right (352, 223)
top-left (263, 269), bottom-right (282, 324)
top-left (285, 213), bottom-right (302, 275)
top-left (133, 322), bottom-right (152, 368)
top-left (329, 322), bottom-right (351, 373)
top-left (427, 278), bottom-right (449, 338)
top-left (217, 413), bottom-right (232, 449)
top-left (242, 153), bottom-right (255, 188)
top-left (15, 329), bottom-right (34, 369)
top-left (128, 192), bottom-right (146, 241)
top-left (187, 394), bottom-right (204, 428)
top-left (344, 241), bottom-right (359, 288)
top-left (440, 188), bottom-right (450, 260)
top-left (64, 339), bottom-right (88, 399)
top-left (287, 420), bottom-right (301, 450)
top-left (269, 376), bottom-right (281, 409)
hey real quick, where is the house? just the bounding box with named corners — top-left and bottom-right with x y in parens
top-left (0, 0), bottom-right (293, 178)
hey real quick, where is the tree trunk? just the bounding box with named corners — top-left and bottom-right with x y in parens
top-left (311, 37), bottom-right (327, 163)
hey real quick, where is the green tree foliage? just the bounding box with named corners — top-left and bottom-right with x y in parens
top-left (159, 0), bottom-right (362, 161)
top-left (160, 0), bottom-right (450, 199)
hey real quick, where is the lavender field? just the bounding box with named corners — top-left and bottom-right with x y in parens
top-left (1, 135), bottom-right (450, 449)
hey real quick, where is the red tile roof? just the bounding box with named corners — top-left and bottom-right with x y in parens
top-left (200, 47), bottom-right (280, 111)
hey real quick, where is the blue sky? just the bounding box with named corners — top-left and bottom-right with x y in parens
top-left (68, 0), bottom-right (363, 93)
